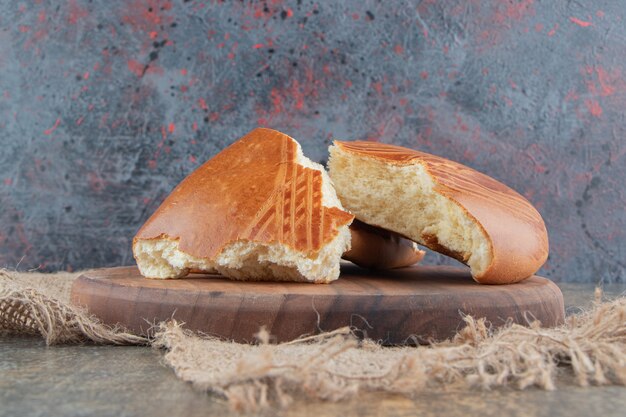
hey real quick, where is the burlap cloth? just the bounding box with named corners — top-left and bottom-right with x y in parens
top-left (1, 269), bottom-right (625, 412)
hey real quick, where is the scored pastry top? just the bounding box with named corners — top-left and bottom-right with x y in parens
top-left (136, 129), bottom-right (354, 258)
top-left (334, 140), bottom-right (547, 237)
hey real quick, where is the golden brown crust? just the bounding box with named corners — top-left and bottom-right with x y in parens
top-left (343, 220), bottom-right (425, 269)
top-left (135, 128), bottom-right (354, 260)
top-left (334, 140), bottom-right (549, 284)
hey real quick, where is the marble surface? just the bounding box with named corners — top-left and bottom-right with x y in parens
top-left (1, 283), bottom-right (625, 417)
top-left (2, 1), bottom-right (626, 284)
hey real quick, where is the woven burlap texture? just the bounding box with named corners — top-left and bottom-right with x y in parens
top-left (1, 268), bottom-right (625, 411)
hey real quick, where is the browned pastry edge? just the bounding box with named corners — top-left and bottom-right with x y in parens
top-left (333, 140), bottom-right (549, 284)
top-left (343, 220), bottom-right (425, 269)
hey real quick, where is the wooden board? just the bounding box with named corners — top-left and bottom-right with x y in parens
top-left (70, 263), bottom-right (565, 344)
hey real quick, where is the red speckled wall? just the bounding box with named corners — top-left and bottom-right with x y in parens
top-left (0, 0), bottom-right (624, 283)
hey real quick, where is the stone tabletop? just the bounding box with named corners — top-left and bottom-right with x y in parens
top-left (1, 283), bottom-right (625, 417)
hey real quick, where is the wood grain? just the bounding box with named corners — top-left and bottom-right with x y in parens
top-left (70, 263), bottom-right (565, 344)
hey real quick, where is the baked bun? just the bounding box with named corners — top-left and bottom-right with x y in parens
top-left (133, 128), bottom-right (354, 283)
top-left (344, 220), bottom-right (425, 269)
top-left (328, 141), bottom-right (549, 284)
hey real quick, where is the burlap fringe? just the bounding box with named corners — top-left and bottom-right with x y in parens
top-left (1, 268), bottom-right (625, 412)
top-left (0, 269), bottom-right (146, 345)
top-left (153, 296), bottom-right (626, 412)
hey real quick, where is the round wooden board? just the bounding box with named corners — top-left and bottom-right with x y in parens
top-left (70, 263), bottom-right (565, 344)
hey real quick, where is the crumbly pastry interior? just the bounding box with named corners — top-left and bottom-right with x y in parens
top-left (328, 145), bottom-right (492, 277)
top-left (133, 231), bottom-right (350, 283)
top-left (133, 138), bottom-right (351, 283)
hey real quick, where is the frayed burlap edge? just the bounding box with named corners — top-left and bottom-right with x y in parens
top-left (0, 269), bottom-right (146, 345)
top-left (153, 294), bottom-right (626, 412)
top-left (1, 268), bottom-right (625, 412)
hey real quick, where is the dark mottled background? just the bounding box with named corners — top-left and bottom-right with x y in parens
top-left (1, 0), bottom-right (624, 283)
